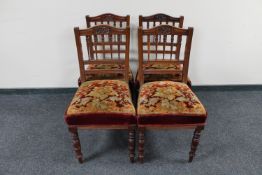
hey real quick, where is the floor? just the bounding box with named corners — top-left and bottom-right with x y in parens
top-left (0, 88), bottom-right (261, 175)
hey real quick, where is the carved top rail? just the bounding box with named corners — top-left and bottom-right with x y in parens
top-left (86, 13), bottom-right (130, 28)
top-left (142, 25), bottom-right (190, 35)
top-left (139, 13), bottom-right (184, 28)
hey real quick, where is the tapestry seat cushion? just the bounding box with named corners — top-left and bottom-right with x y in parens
top-left (65, 80), bottom-right (136, 125)
top-left (144, 63), bottom-right (181, 70)
top-left (136, 63), bottom-right (185, 82)
top-left (85, 64), bottom-right (133, 81)
top-left (137, 81), bottom-right (207, 125)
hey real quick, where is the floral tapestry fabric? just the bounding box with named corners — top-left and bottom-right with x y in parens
top-left (87, 64), bottom-right (124, 70)
top-left (137, 81), bottom-right (206, 116)
top-left (85, 64), bottom-right (133, 81)
top-left (66, 80), bottom-right (135, 116)
top-left (144, 74), bottom-right (182, 82)
top-left (143, 63), bottom-right (181, 70)
top-left (140, 63), bottom-right (183, 82)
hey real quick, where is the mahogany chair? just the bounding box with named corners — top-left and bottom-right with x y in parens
top-left (136, 13), bottom-right (192, 87)
top-left (77, 13), bottom-right (132, 86)
top-left (137, 25), bottom-right (207, 163)
top-left (65, 25), bottom-right (136, 163)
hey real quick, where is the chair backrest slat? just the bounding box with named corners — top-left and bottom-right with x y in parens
top-left (154, 34), bottom-right (158, 59)
top-left (117, 34), bottom-right (121, 59)
top-left (170, 34), bottom-right (174, 60)
top-left (93, 34), bottom-right (98, 59)
top-left (86, 13), bottom-right (130, 28)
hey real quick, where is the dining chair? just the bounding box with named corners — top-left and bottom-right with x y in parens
top-left (77, 13), bottom-right (132, 86)
top-left (137, 25), bottom-right (207, 163)
top-left (136, 13), bottom-right (192, 87)
top-left (65, 25), bottom-right (136, 163)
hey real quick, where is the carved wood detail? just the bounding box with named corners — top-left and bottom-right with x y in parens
top-left (103, 15), bottom-right (114, 21)
top-left (157, 25), bottom-right (172, 35)
top-left (94, 26), bottom-right (111, 35)
top-left (154, 14), bottom-right (168, 20)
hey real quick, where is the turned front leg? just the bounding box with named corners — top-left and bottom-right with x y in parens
top-left (189, 126), bottom-right (204, 162)
top-left (138, 127), bottom-right (145, 163)
top-left (68, 127), bottom-right (83, 163)
top-left (128, 125), bottom-right (136, 163)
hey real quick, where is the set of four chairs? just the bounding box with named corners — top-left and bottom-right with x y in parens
top-left (64, 13), bottom-right (207, 164)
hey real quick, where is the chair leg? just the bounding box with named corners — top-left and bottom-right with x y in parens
top-left (68, 127), bottom-right (83, 163)
top-left (138, 127), bottom-right (145, 163)
top-left (77, 78), bottom-right (81, 87)
top-left (128, 125), bottom-right (136, 163)
top-left (187, 80), bottom-right (192, 88)
top-left (189, 126), bottom-right (204, 162)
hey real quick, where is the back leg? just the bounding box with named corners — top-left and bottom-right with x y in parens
top-left (138, 127), bottom-right (145, 163)
top-left (128, 125), bottom-right (136, 163)
top-left (189, 126), bottom-right (204, 162)
top-left (68, 127), bottom-right (83, 163)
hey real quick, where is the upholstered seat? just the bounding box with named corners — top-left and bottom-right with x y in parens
top-left (144, 63), bottom-right (181, 70)
top-left (135, 63), bottom-right (192, 85)
top-left (65, 80), bottom-right (136, 125)
top-left (137, 81), bottom-right (207, 125)
top-left (85, 64), bottom-right (133, 81)
top-left (143, 63), bottom-right (183, 82)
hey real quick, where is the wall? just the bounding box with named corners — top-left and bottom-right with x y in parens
top-left (0, 0), bottom-right (262, 88)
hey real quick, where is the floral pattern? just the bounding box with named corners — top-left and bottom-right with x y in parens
top-left (144, 63), bottom-right (181, 70)
top-left (67, 80), bottom-right (135, 115)
top-left (87, 64), bottom-right (124, 70)
top-left (142, 63), bottom-right (183, 82)
top-left (137, 81), bottom-right (206, 116)
top-left (85, 64), bottom-right (133, 81)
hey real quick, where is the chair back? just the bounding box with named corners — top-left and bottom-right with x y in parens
top-left (138, 25), bottom-right (193, 85)
top-left (74, 25), bottom-right (130, 83)
top-left (139, 14), bottom-right (184, 61)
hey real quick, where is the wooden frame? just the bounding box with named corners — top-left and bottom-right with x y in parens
top-left (137, 14), bottom-right (192, 87)
top-left (68, 25), bottom-right (135, 163)
top-left (137, 25), bottom-right (206, 163)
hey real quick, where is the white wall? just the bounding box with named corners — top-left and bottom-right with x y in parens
top-left (1, 0), bottom-right (262, 88)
